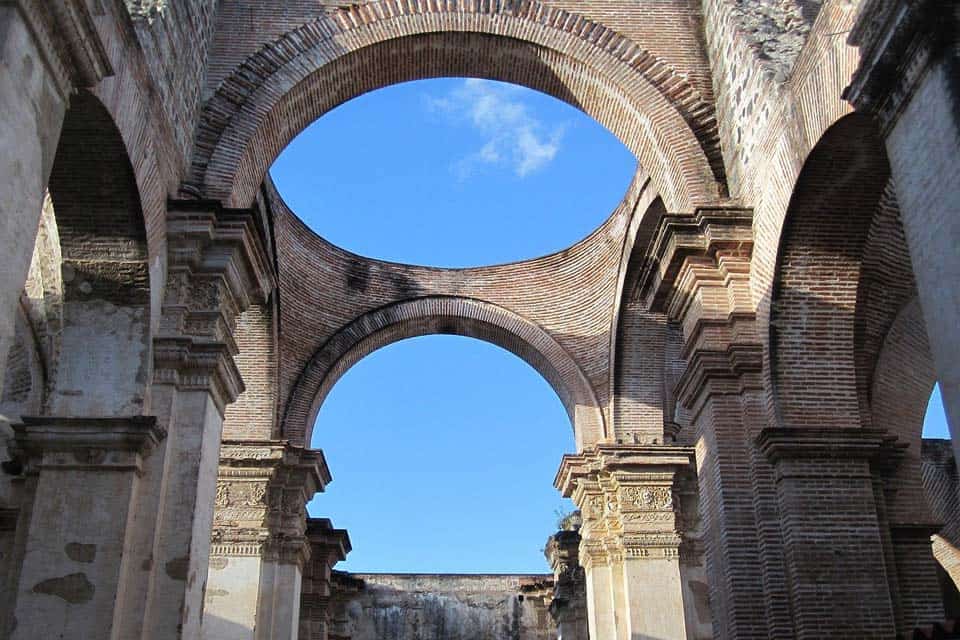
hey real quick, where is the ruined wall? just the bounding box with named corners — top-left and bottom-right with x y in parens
top-left (341, 574), bottom-right (556, 640)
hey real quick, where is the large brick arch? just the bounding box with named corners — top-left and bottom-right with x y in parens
top-left (187, 1), bottom-right (722, 211)
top-left (281, 296), bottom-right (605, 451)
top-left (769, 114), bottom-right (892, 430)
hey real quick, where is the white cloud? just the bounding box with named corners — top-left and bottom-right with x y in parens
top-left (427, 79), bottom-right (565, 180)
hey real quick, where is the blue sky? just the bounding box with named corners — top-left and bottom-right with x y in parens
top-left (271, 78), bottom-right (636, 267)
top-left (272, 78), bottom-right (952, 573)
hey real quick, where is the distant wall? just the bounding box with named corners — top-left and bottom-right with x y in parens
top-left (342, 574), bottom-right (556, 640)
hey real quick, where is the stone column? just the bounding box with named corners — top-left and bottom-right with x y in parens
top-left (202, 442), bottom-right (330, 640)
top-left (557, 445), bottom-right (696, 640)
top-left (757, 428), bottom-right (899, 638)
top-left (7, 416), bottom-right (163, 640)
top-left (0, 0), bottom-right (112, 397)
top-left (845, 0), bottom-right (960, 452)
top-left (638, 206), bottom-right (777, 638)
top-left (545, 522), bottom-right (589, 640)
top-left (299, 518), bottom-right (351, 640)
top-left (125, 204), bottom-right (274, 640)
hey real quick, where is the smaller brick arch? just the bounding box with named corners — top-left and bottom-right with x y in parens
top-left (39, 90), bottom-right (152, 417)
top-left (281, 296), bottom-right (605, 451)
top-left (188, 1), bottom-right (722, 212)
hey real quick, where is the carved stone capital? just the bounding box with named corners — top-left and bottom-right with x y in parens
top-left (557, 446), bottom-right (694, 562)
top-left (12, 416), bottom-right (164, 474)
top-left (844, 0), bottom-right (957, 132)
top-left (4, 0), bottom-right (113, 97)
top-left (211, 441), bottom-right (330, 568)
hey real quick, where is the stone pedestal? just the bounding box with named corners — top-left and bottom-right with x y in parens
top-left (202, 441), bottom-right (330, 640)
top-left (8, 416), bottom-right (163, 640)
top-left (556, 445), bottom-right (697, 640)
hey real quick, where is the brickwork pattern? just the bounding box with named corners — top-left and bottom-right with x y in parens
top-left (189, 0), bottom-right (722, 210)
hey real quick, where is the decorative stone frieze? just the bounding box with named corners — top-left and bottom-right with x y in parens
top-left (155, 203), bottom-right (274, 413)
top-left (4, 0), bottom-right (113, 97)
top-left (211, 440), bottom-right (330, 567)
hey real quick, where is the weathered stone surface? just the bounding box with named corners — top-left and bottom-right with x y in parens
top-left (339, 574), bottom-right (556, 640)
top-left (0, 0), bottom-right (956, 638)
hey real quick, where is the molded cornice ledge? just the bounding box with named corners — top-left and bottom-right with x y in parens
top-left (844, 0), bottom-right (958, 132)
top-left (3, 0), bottom-right (113, 96)
top-left (635, 206), bottom-right (761, 415)
top-left (12, 415), bottom-right (164, 473)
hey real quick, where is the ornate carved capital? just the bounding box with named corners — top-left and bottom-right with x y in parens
top-left (556, 446), bottom-right (695, 562)
top-left (844, 0), bottom-right (957, 133)
top-left (4, 0), bottom-right (113, 96)
top-left (12, 416), bottom-right (164, 474)
top-left (156, 203), bottom-right (275, 409)
top-left (211, 441), bottom-right (330, 568)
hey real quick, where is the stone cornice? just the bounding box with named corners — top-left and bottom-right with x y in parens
top-left (844, 0), bottom-right (957, 132)
top-left (153, 337), bottom-right (244, 415)
top-left (166, 202), bottom-right (275, 310)
top-left (4, 0), bottom-right (113, 97)
top-left (637, 206), bottom-right (753, 315)
top-left (13, 416), bottom-right (164, 473)
top-left (756, 427), bottom-right (891, 465)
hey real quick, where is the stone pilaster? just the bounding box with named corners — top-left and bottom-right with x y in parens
top-left (845, 0), bottom-right (960, 462)
top-left (299, 518), bottom-right (351, 640)
top-left (757, 428), bottom-right (900, 638)
top-left (557, 445), bottom-right (696, 640)
top-left (203, 441), bottom-right (330, 640)
top-left (7, 416), bottom-right (163, 640)
top-left (640, 205), bottom-right (774, 639)
top-left (545, 520), bottom-right (589, 640)
top-left (128, 202), bottom-right (274, 640)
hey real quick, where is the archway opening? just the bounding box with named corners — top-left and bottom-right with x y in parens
top-left (307, 335), bottom-right (575, 573)
top-left (269, 78), bottom-right (636, 267)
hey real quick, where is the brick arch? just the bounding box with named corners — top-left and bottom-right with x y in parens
top-left (187, 1), bottom-right (722, 212)
top-left (41, 90), bottom-right (152, 417)
top-left (769, 113), bottom-right (891, 430)
top-left (282, 296), bottom-right (605, 451)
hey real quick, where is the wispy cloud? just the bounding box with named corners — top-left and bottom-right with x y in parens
top-left (426, 79), bottom-right (565, 180)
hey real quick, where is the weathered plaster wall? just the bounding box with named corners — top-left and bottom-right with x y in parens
top-left (342, 574), bottom-right (556, 640)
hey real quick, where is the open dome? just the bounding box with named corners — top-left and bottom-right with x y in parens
top-left (270, 78), bottom-right (636, 268)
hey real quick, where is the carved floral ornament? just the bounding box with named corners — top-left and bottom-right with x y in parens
top-left (622, 486), bottom-right (673, 510)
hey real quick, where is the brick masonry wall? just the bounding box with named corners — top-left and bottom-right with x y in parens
top-left (267, 172), bottom-right (653, 448)
top-left (191, 1), bottom-right (721, 210)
